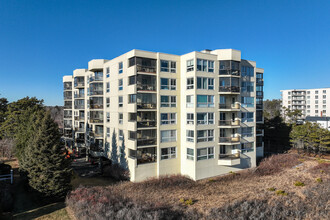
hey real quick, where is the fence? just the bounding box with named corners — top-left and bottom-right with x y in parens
top-left (0, 169), bottom-right (13, 184)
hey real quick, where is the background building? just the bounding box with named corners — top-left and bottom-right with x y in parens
top-left (63, 49), bottom-right (264, 182)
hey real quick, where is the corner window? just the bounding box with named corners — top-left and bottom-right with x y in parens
top-left (187, 59), bottom-right (194, 72)
top-left (197, 147), bottom-right (214, 160)
top-left (187, 148), bottom-right (194, 160)
top-left (161, 147), bottom-right (176, 160)
top-left (186, 130), bottom-right (194, 142)
top-left (187, 77), bottom-right (194, 89)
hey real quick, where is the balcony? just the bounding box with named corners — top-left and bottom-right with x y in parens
top-left (90, 104), bottom-right (103, 109)
top-left (64, 83), bottom-right (72, 91)
top-left (64, 124), bottom-right (72, 129)
top-left (137, 102), bottom-right (156, 109)
top-left (74, 105), bottom-right (84, 110)
top-left (74, 116), bottom-right (85, 121)
top-left (219, 86), bottom-right (240, 93)
top-left (136, 75), bottom-right (156, 92)
top-left (256, 79), bottom-right (264, 86)
top-left (256, 104), bottom-right (263, 110)
top-left (75, 127), bottom-right (84, 132)
top-left (90, 118), bottom-right (103, 123)
top-left (64, 114), bottom-right (72, 119)
top-left (219, 103), bottom-right (240, 111)
top-left (218, 120), bottom-right (240, 127)
top-left (137, 83), bottom-right (156, 92)
top-left (219, 69), bottom-right (240, 76)
top-left (74, 82), bottom-right (84, 88)
top-left (64, 130), bottom-right (72, 138)
top-left (74, 93), bottom-right (85, 99)
top-left (89, 76), bottom-right (103, 83)
top-left (90, 90), bottom-right (103, 96)
top-left (64, 102), bottom-right (72, 109)
top-left (219, 136), bottom-right (240, 144)
top-left (136, 130), bottom-right (157, 146)
top-left (90, 132), bottom-right (104, 138)
top-left (129, 57), bottom-right (157, 74)
top-left (64, 95), bottom-right (72, 100)
top-left (218, 150), bottom-right (241, 166)
top-left (136, 65), bottom-right (156, 73)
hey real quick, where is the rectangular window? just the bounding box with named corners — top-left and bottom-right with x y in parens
top-left (161, 147), bottom-right (176, 160)
top-left (208, 61), bottom-right (214, 72)
top-left (241, 81), bottom-right (254, 92)
top-left (187, 77), bottom-right (194, 89)
top-left (119, 129), bottom-right (124, 140)
top-left (187, 59), bottom-right (194, 72)
top-left (197, 147), bottom-right (214, 160)
top-left (161, 130), bottom-right (176, 143)
top-left (197, 59), bottom-right (213, 72)
top-left (197, 113), bottom-right (214, 125)
top-left (106, 112), bottom-right (110, 122)
top-left (316, 100), bottom-right (319, 104)
top-left (129, 75), bottom-right (136, 85)
top-left (323, 90), bottom-right (326, 94)
top-left (197, 77), bottom-right (214, 90)
top-left (197, 129), bottom-right (214, 142)
top-left (106, 82), bottom-right (110, 93)
top-left (161, 60), bottom-right (176, 73)
top-left (161, 113), bottom-right (176, 125)
top-left (186, 95), bottom-right (194, 108)
top-left (197, 95), bottom-right (214, 107)
top-left (241, 112), bottom-right (254, 122)
top-left (118, 79), bottom-right (123, 90)
top-left (187, 113), bottom-right (194, 125)
top-left (107, 127), bottom-right (110, 137)
top-left (118, 96), bottom-right (123, 107)
top-left (241, 142), bottom-right (254, 152)
top-left (106, 98), bottom-right (110, 108)
top-left (119, 113), bottom-right (123, 124)
top-left (186, 130), bottom-right (194, 142)
top-left (106, 67), bottom-right (110, 78)
top-left (161, 96), bottom-right (176, 107)
top-left (323, 95), bottom-right (326, 99)
top-left (241, 66), bottom-right (254, 77)
top-left (315, 91), bottom-right (319, 94)
top-left (241, 97), bottom-right (254, 108)
top-left (242, 127), bottom-right (253, 137)
top-left (161, 78), bottom-right (176, 90)
top-left (315, 95), bottom-right (318, 99)
top-left (128, 94), bottom-right (136, 103)
top-left (119, 62), bottom-right (123, 74)
top-left (187, 148), bottom-right (194, 160)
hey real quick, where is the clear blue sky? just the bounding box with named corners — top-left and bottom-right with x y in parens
top-left (0, 0), bottom-right (329, 106)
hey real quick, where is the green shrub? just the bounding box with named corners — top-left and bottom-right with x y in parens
top-left (267, 187), bottom-right (276, 191)
top-left (185, 199), bottom-right (194, 206)
top-left (275, 190), bottom-right (288, 196)
top-left (179, 198), bottom-right (185, 203)
top-left (208, 178), bottom-right (215, 182)
top-left (294, 181), bottom-right (305, 187)
top-left (316, 178), bottom-right (322, 183)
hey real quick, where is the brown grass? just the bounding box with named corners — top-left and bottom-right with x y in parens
top-left (67, 153), bottom-right (330, 219)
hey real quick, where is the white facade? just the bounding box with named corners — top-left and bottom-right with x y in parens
top-left (63, 49), bottom-right (264, 182)
top-left (281, 88), bottom-right (330, 121)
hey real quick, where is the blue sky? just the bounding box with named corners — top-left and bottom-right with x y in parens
top-left (0, 0), bottom-right (329, 106)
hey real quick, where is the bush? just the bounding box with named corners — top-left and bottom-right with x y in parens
top-left (102, 164), bottom-right (129, 181)
top-left (309, 162), bottom-right (330, 174)
top-left (267, 187), bottom-right (276, 191)
top-left (275, 190), bottom-right (288, 196)
top-left (316, 178), bottom-right (322, 183)
top-left (294, 181), bottom-right (305, 187)
top-left (255, 154), bottom-right (300, 176)
top-left (135, 175), bottom-right (195, 190)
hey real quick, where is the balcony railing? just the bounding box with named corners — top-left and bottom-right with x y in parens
top-left (90, 118), bottom-right (104, 123)
top-left (64, 85), bottom-right (72, 90)
top-left (74, 82), bottom-right (84, 88)
top-left (218, 150), bottom-right (241, 166)
top-left (64, 114), bottom-right (72, 119)
top-left (90, 104), bottom-right (103, 109)
top-left (136, 65), bottom-right (156, 73)
top-left (74, 116), bottom-right (85, 121)
top-left (90, 91), bottom-right (103, 96)
top-left (137, 138), bottom-right (157, 146)
top-left (219, 136), bottom-right (240, 143)
top-left (64, 95), bottom-right (72, 100)
top-left (219, 69), bottom-right (240, 76)
top-left (219, 103), bottom-right (240, 110)
top-left (137, 84), bottom-right (156, 91)
top-left (218, 120), bottom-right (240, 126)
top-left (219, 86), bottom-right (240, 93)
top-left (74, 93), bottom-right (85, 98)
top-left (64, 104), bottom-right (72, 109)
top-left (137, 121), bottom-right (157, 128)
top-left (74, 105), bottom-right (84, 109)
top-left (137, 102), bottom-right (156, 109)
top-left (90, 76), bottom-right (103, 82)
top-left (256, 79), bottom-right (264, 85)
top-left (75, 127), bottom-right (84, 132)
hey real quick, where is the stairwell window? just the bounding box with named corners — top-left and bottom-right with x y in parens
top-left (106, 112), bottom-right (110, 122)
top-left (187, 77), bottom-right (194, 89)
top-left (161, 147), bottom-right (176, 160)
top-left (187, 59), bottom-right (194, 72)
top-left (161, 130), bottom-right (177, 143)
top-left (161, 113), bottom-right (176, 125)
top-left (106, 98), bottom-right (110, 108)
top-left (197, 147), bottom-right (214, 160)
top-left (119, 113), bottom-right (123, 124)
top-left (106, 82), bottom-right (110, 93)
top-left (161, 96), bottom-right (176, 107)
top-left (186, 130), bottom-right (194, 142)
top-left (187, 148), bottom-right (194, 160)
top-left (118, 96), bottom-right (123, 107)
top-left (187, 113), bottom-right (194, 125)
top-left (106, 67), bottom-right (110, 78)
top-left (118, 79), bottom-right (123, 91)
top-left (119, 62), bottom-right (123, 74)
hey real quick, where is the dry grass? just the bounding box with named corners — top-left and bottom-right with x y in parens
top-left (67, 153), bottom-right (330, 219)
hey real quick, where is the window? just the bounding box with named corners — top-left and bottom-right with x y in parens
top-left (119, 113), bottom-right (123, 124)
top-left (315, 91), bottom-right (319, 94)
top-left (197, 59), bottom-right (214, 72)
top-left (119, 129), bottom-right (124, 140)
top-left (106, 112), bottom-right (110, 122)
top-left (241, 82), bottom-right (254, 92)
top-left (288, 96), bottom-right (291, 99)
top-left (316, 100), bottom-right (318, 104)
top-left (323, 95), bottom-right (326, 99)
top-left (288, 92), bottom-right (291, 95)
top-left (106, 82), bottom-right (110, 93)
top-left (323, 110), bottom-right (326, 114)
top-left (197, 129), bottom-right (214, 142)
top-left (187, 77), bottom-right (194, 89)
top-left (315, 95), bottom-right (318, 99)
top-left (241, 142), bottom-right (254, 152)
top-left (197, 77), bottom-right (214, 90)
top-left (106, 98), bottom-right (110, 108)
top-left (161, 60), bottom-right (176, 73)
top-left (241, 97), bottom-right (254, 108)
top-left (197, 95), bottom-right (214, 107)
top-left (186, 148), bottom-right (195, 160)
top-left (307, 91), bottom-right (310, 94)
top-left (307, 105), bottom-right (310, 109)
top-left (118, 62), bottom-right (123, 74)
top-left (186, 130), bottom-right (194, 142)
top-left (315, 110), bottom-right (318, 114)
top-left (242, 127), bottom-right (253, 137)
top-left (187, 59), bottom-right (194, 72)
top-left (307, 96), bottom-right (310, 99)
top-left (197, 113), bottom-right (214, 125)
top-left (128, 94), bottom-right (136, 103)
top-left (187, 113), bottom-right (194, 125)
top-left (107, 127), bottom-right (110, 137)
top-left (323, 105), bottom-right (326, 108)
top-left (197, 147), bottom-right (214, 160)
top-left (106, 67), bottom-right (110, 78)
top-left (161, 147), bottom-right (176, 160)
top-left (129, 113), bottom-right (136, 121)
top-left (186, 95), bottom-right (194, 108)
top-left (129, 75), bottom-right (136, 85)
top-left (241, 66), bottom-right (254, 77)
top-left (161, 78), bottom-right (176, 90)
top-left (161, 113), bottom-right (176, 125)
top-left (323, 100), bottom-right (326, 104)
top-left (161, 96), bottom-right (176, 107)
top-left (118, 79), bottom-right (123, 90)
top-left (241, 112), bottom-right (254, 122)
top-left (129, 131), bottom-right (136, 140)
top-left (161, 130), bottom-right (176, 142)
top-left (118, 96), bottom-right (123, 107)
top-left (315, 105), bottom-right (318, 108)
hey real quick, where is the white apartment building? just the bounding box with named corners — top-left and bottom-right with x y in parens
top-left (63, 49), bottom-right (264, 182)
top-left (281, 88), bottom-right (330, 122)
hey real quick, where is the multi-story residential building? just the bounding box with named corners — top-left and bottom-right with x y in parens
top-left (63, 49), bottom-right (264, 182)
top-left (281, 88), bottom-right (330, 122)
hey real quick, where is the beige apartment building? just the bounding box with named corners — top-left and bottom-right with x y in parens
top-left (63, 49), bottom-right (264, 182)
top-left (281, 88), bottom-right (330, 122)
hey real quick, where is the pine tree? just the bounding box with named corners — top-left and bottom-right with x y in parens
top-left (24, 111), bottom-right (72, 198)
top-left (119, 135), bottom-right (128, 170)
top-left (111, 129), bottom-right (118, 164)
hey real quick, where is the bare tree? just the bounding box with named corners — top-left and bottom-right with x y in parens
top-left (0, 138), bottom-right (14, 159)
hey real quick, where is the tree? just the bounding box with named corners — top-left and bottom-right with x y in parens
top-left (0, 138), bottom-right (14, 159)
top-left (23, 111), bottom-right (72, 197)
top-left (119, 135), bottom-right (128, 170)
top-left (0, 97), bottom-right (8, 126)
top-left (283, 107), bottom-right (302, 124)
top-left (263, 99), bottom-right (281, 119)
top-left (111, 129), bottom-right (118, 164)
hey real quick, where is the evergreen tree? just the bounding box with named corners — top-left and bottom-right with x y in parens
top-left (24, 111), bottom-right (72, 198)
top-left (119, 135), bottom-right (128, 170)
top-left (111, 129), bottom-right (118, 164)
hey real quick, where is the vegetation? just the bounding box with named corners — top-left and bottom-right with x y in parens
top-left (263, 99), bottom-right (281, 119)
top-left (294, 181), bottom-right (305, 187)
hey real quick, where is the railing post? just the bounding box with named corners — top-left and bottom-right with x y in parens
top-left (10, 169), bottom-right (13, 184)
